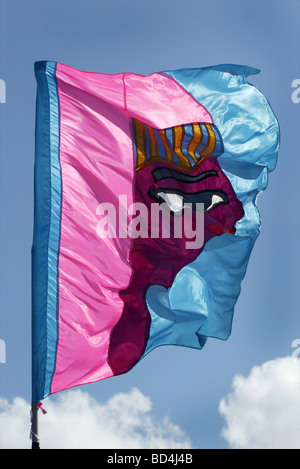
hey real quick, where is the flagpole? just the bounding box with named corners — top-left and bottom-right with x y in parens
top-left (30, 403), bottom-right (40, 449)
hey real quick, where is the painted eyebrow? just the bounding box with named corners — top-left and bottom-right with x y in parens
top-left (152, 167), bottom-right (219, 184)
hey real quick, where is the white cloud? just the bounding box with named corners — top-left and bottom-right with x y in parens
top-left (219, 356), bottom-right (300, 449)
top-left (0, 387), bottom-right (192, 449)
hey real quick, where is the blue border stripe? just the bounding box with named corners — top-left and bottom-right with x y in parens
top-left (196, 124), bottom-right (209, 155)
top-left (44, 62), bottom-right (61, 397)
top-left (32, 61), bottom-right (61, 402)
top-left (182, 124), bottom-right (197, 168)
top-left (165, 127), bottom-right (179, 166)
top-left (154, 128), bottom-right (167, 162)
top-left (210, 123), bottom-right (224, 156)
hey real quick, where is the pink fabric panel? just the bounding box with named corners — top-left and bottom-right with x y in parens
top-left (51, 64), bottom-right (134, 393)
top-left (124, 72), bottom-right (213, 128)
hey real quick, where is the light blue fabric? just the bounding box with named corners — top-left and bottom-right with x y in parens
top-left (143, 65), bottom-right (279, 357)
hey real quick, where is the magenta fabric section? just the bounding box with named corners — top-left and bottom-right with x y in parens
top-left (107, 156), bottom-right (244, 375)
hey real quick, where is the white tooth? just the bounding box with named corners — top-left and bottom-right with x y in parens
top-left (206, 194), bottom-right (223, 211)
top-left (158, 192), bottom-right (184, 212)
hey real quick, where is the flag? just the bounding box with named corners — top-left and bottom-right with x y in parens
top-left (32, 62), bottom-right (279, 404)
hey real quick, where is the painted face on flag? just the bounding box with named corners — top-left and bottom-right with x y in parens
top-left (107, 118), bottom-right (244, 374)
top-left (132, 118), bottom-right (243, 237)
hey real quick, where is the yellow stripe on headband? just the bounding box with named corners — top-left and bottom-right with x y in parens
top-left (172, 125), bottom-right (191, 170)
top-left (146, 124), bottom-right (158, 163)
top-left (133, 118), bottom-right (147, 170)
top-left (187, 123), bottom-right (203, 163)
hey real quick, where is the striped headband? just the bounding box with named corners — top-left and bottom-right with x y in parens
top-left (132, 118), bottom-right (224, 173)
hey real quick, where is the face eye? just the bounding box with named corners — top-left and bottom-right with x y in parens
top-left (156, 192), bottom-right (184, 213)
top-left (206, 193), bottom-right (226, 212)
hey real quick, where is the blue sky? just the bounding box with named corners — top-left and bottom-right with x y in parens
top-left (0, 0), bottom-right (299, 449)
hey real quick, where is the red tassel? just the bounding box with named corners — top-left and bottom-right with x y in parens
top-left (37, 402), bottom-right (47, 415)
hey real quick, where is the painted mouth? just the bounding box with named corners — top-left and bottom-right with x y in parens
top-left (148, 186), bottom-right (228, 215)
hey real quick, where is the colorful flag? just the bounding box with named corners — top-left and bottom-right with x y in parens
top-left (32, 62), bottom-right (279, 404)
